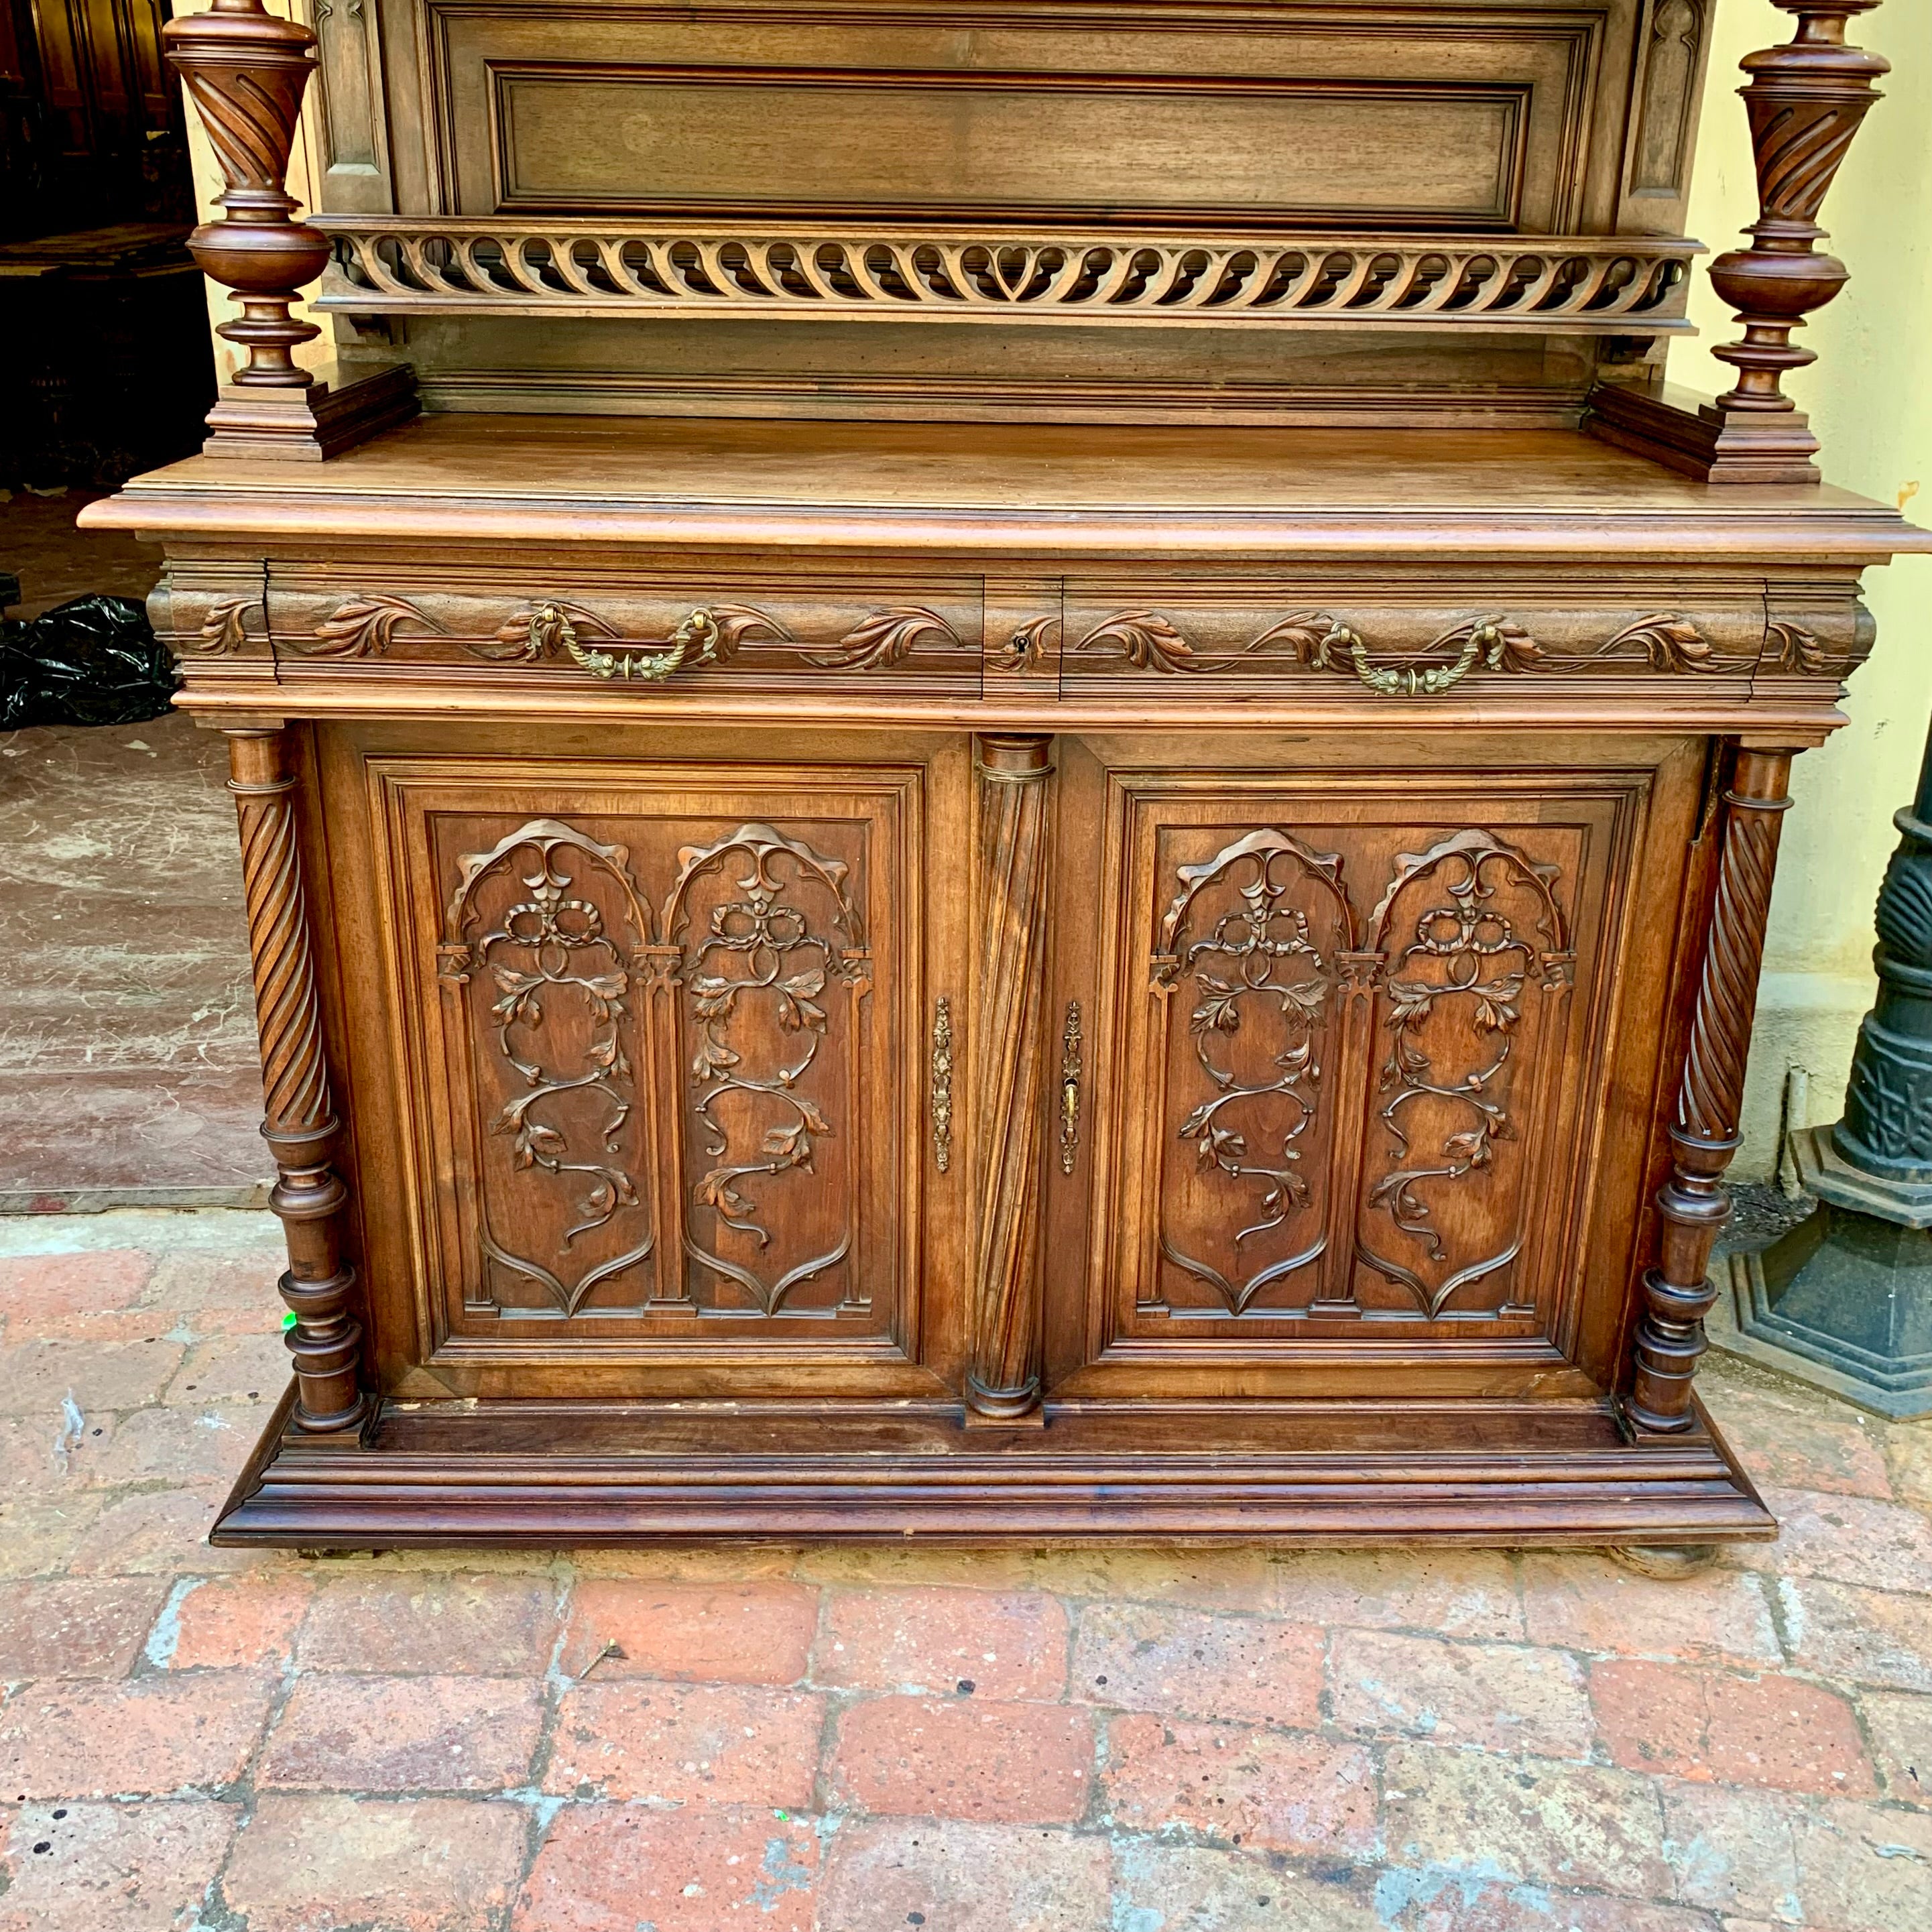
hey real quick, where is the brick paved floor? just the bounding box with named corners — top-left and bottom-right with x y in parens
top-left (3, 1211), bottom-right (1931, 1931)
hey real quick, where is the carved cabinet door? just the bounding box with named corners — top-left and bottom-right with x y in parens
top-left (348, 735), bottom-right (970, 1401)
top-left (1043, 735), bottom-right (1704, 1402)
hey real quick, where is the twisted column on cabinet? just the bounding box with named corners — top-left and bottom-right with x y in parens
top-left (1628, 747), bottom-right (1797, 1434)
top-left (227, 729), bottom-right (367, 1434)
top-left (967, 734), bottom-right (1056, 1423)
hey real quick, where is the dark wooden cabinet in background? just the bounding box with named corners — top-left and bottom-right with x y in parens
top-left (88, 1), bottom-right (1929, 1557)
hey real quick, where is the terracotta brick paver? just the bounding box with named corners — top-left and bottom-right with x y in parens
top-left (1, 1209), bottom-right (1931, 1929)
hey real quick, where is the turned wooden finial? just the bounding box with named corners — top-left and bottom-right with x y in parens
top-left (164, 0), bottom-right (330, 388)
top-left (1707, 3), bottom-right (1888, 438)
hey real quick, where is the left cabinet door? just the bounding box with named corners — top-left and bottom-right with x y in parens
top-left (326, 729), bottom-right (971, 1402)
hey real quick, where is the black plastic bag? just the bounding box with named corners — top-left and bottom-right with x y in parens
top-left (0, 594), bottom-right (178, 731)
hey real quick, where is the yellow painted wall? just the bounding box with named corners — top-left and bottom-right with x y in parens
top-left (175, 0), bottom-right (1929, 1179)
top-left (1678, 0), bottom-right (1932, 1175)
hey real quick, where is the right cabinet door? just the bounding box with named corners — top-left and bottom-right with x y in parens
top-left (1046, 733), bottom-right (1706, 1401)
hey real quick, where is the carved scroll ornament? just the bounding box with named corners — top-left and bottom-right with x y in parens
top-left (1150, 829), bottom-right (1356, 1316)
top-left (1144, 823), bottom-right (1574, 1325)
top-left (440, 815), bottom-right (873, 1321)
top-left (439, 821), bottom-right (657, 1315)
top-left (1357, 831), bottom-right (1575, 1319)
top-left (284, 595), bottom-right (965, 672)
top-left (1069, 609), bottom-right (1748, 680)
top-left (668, 823), bottom-right (872, 1319)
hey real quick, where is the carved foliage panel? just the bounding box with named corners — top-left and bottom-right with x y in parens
top-left (265, 568), bottom-right (984, 693)
top-left (394, 766), bottom-right (918, 1349)
top-left (668, 822), bottom-right (873, 1320)
top-left (1059, 586), bottom-right (1771, 694)
top-left (1149, 831), bottom-right (1357, 1317)
top-left (1353, 830), bottom-right (1577, 1319)
top-left (1103, 780), bottom-right (1628, 1345)
top-left (437, 817), bottom-right (658, 1316)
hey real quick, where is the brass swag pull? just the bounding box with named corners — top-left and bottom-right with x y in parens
top-left (533, 602), bottom-right (724, 682)
top-left (932, 995), bottom-right (955, 1174)
top-left (1061, 1000), bottom-right (1082, 1174)
top-left (1339, 617), bottom-right (1518, 698)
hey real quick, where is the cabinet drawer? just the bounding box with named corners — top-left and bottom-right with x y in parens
top-left (1059, 577), bottom-right (1768, 704)
top-left (265, 566), bottom-right (985, 697)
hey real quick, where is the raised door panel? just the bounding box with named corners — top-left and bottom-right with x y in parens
top-left (1048, 740), bottom-right (1670, 1399)
top-left (360, 747), bottom-right (958, 1397)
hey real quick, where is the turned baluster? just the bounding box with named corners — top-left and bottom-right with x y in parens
top-left (164, 0), bottom-right (330, 388)
top-left (1707, 1), bottom-right (1889, 465)
top-left (1585, 1), bottom-right (1891, 483)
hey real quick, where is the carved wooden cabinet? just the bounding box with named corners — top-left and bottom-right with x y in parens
top-left (88, 0), bottom-right (1929, 1555)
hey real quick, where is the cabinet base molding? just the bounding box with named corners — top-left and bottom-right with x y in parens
top-left (213, 1383), bottom-right (1772, 1549)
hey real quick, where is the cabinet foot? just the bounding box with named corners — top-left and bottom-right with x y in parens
top-left (1606, 1543), bottom-right (1719, 1580)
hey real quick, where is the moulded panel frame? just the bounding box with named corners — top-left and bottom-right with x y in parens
top-left (314, 721), bottom-right (969, 1405)
top-left (1041, 729), bottom-right (1703, 1404)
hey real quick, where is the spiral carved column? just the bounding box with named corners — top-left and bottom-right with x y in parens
top-left (1628, 747), bottom-right (1796, 1434)
top-left (163, 0), bottom-right (417, 457)
top-left (967, 734), bottom-right (1056, 1424)
top-left (1585, 2), bottom-right (1889, 483)
top-left (227, 729), bottom-right (367, 1434)
top-left (164, 0), bottom-right (330, 388)
top-left (1711, 3), bottom-right (1888, 423)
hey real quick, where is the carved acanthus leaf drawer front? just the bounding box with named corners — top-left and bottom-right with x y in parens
top-left (1758, 585), bottom-right (1878, 686)
top-left (1056, 582), bottom-right (1774, 702)
top-left (263, 570), bottom-right (985, 695)
top-left (152, 564), bottom-right (274, 682)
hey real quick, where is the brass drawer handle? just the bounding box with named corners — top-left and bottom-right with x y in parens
top-left (1339, 618), bottom-right (1514, 698)
top-left (535, 601), bottom-right (723, 682)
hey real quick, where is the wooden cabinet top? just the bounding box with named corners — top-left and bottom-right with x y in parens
top-left (88, 414), bottom-right (1930, 564)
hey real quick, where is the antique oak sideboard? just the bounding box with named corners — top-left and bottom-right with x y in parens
top-left (88, 1), bottom-right (1928, 1555)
